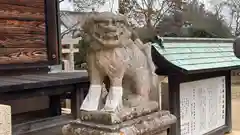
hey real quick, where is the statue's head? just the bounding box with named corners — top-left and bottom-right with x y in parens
top-left (73, 12), bottom-right (130, 48)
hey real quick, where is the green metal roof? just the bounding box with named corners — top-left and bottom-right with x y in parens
top-left (152, 37), bottom-right (240, 72)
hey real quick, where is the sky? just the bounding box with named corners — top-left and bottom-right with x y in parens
top-left (59, 0), bottom-right (235, 30)
top-left (201, 0), bottom-right (232, 21)
top-left (59, 0), bottom-right (227, 17)
top-left (185, 0), bottom-right (235, 29)
top-left (59, 0), bottom-right (119, 13)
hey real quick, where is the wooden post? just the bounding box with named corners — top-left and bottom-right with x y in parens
top-left (71, 86), bottom-right (85, 119)
top-left (49, 95), bottom-right (61, 116)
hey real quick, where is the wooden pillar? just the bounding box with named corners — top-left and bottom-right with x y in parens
top-left (49, 95), bottom-right (61, 116)
top-left (71, 85), bottom-right (85, 119)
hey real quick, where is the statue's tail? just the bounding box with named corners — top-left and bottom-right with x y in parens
top-left (141, 43), bottom-right (159, 101)
top-left (133, 38), bottom-right (160, 101)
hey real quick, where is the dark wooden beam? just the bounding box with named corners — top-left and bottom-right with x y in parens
top-left (0, 85), bottom-right (74, 101)
top-left (45, 0), bottom-right (60, 65)
top-left (71, 86), bottom-right (86, 119)
top-left (49, 95), bottom-right (62, 116)
top-left (225, 70), bottom-right (232, 133)
top-left (13, 114), bottom-right (73, 135)
top-left (168, 74), bottom-right (180, 135)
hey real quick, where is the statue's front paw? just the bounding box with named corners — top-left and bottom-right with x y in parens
top-left (80, 95), bottom-right (99, 111)
top-left (80, 85), bottom-right (102, 111)
top-left (103, 87), bottom-right (123, 112)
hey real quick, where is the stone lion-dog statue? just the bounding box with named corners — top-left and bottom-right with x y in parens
top-left (73, 12), bottom-right (158, 112)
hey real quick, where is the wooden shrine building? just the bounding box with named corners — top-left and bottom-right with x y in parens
top-left (152, 37), bottom-right (238, 135)
top-left (0, 0), bottom-right (88, 134)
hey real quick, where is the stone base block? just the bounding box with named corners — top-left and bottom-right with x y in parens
top-left (62, 110), bottom-right (176, 135)
top-left (79, 101), bottom-right (159, 125)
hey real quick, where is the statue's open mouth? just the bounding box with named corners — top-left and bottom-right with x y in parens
top-left (87, 16), bottom-right (127, 48)
top-left (94, 32), bottom-right (119, 40)
top-left (92, 31), bottom-right (121, 48)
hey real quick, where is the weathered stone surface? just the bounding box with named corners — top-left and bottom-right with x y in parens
top-left (62, 111), bottom-right (176, 135)
top-left (80, 101), bottom-right (159, 125)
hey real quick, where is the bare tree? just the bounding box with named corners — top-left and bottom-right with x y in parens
top-left (119, 0), bottom-right (178, 28)
top-left (73, 0), bottom-right (106, 11)
top-left (59, 0), bottom-right (106, 39)
top-left (216, 0), bottom-right (240, 36)
top-left (155, 0), bottom-right (232, 38)
top-left (212, 3), bottom-right (224, 19)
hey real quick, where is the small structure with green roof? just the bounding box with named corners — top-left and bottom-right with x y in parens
top-left (151, 37), bottom-right (237, 135)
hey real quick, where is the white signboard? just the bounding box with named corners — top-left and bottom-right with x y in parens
top-left (180, 76), bottom-right (226, 135)
top-left (0, 104), bottom-right (11, 135)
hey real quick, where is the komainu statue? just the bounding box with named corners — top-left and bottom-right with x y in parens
top-left (62, 12), bottom-right (176, 135)
top-left (73, 12), bottom-right (158, 112)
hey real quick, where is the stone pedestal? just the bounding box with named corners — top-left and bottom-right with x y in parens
top-left (62, 101), bottom-right (176, 135)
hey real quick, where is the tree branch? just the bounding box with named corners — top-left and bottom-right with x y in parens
top-left (153, 0), bottom-right (174, 27)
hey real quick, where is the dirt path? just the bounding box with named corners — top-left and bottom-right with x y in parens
top-left (226, 131), bottom-right (240, 135)
top-left (232, 98), bottom-right (240, 131)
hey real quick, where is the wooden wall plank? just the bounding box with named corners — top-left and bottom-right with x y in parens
top-left (0, 34), bottom-right (45, 48)
top-left (0, 0), bottom-right (60, 68)
top-left (0, 3), bottom-right (44, 21)
top-left (0, 0), bottom-right (44, 8)
top-left (0, 20), bottom-right (45, 35)
top-left (0, 48), bottom-right (47, 64)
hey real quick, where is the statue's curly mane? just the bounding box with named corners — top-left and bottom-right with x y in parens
top-left (81, 12), bottom-right (133, 49)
